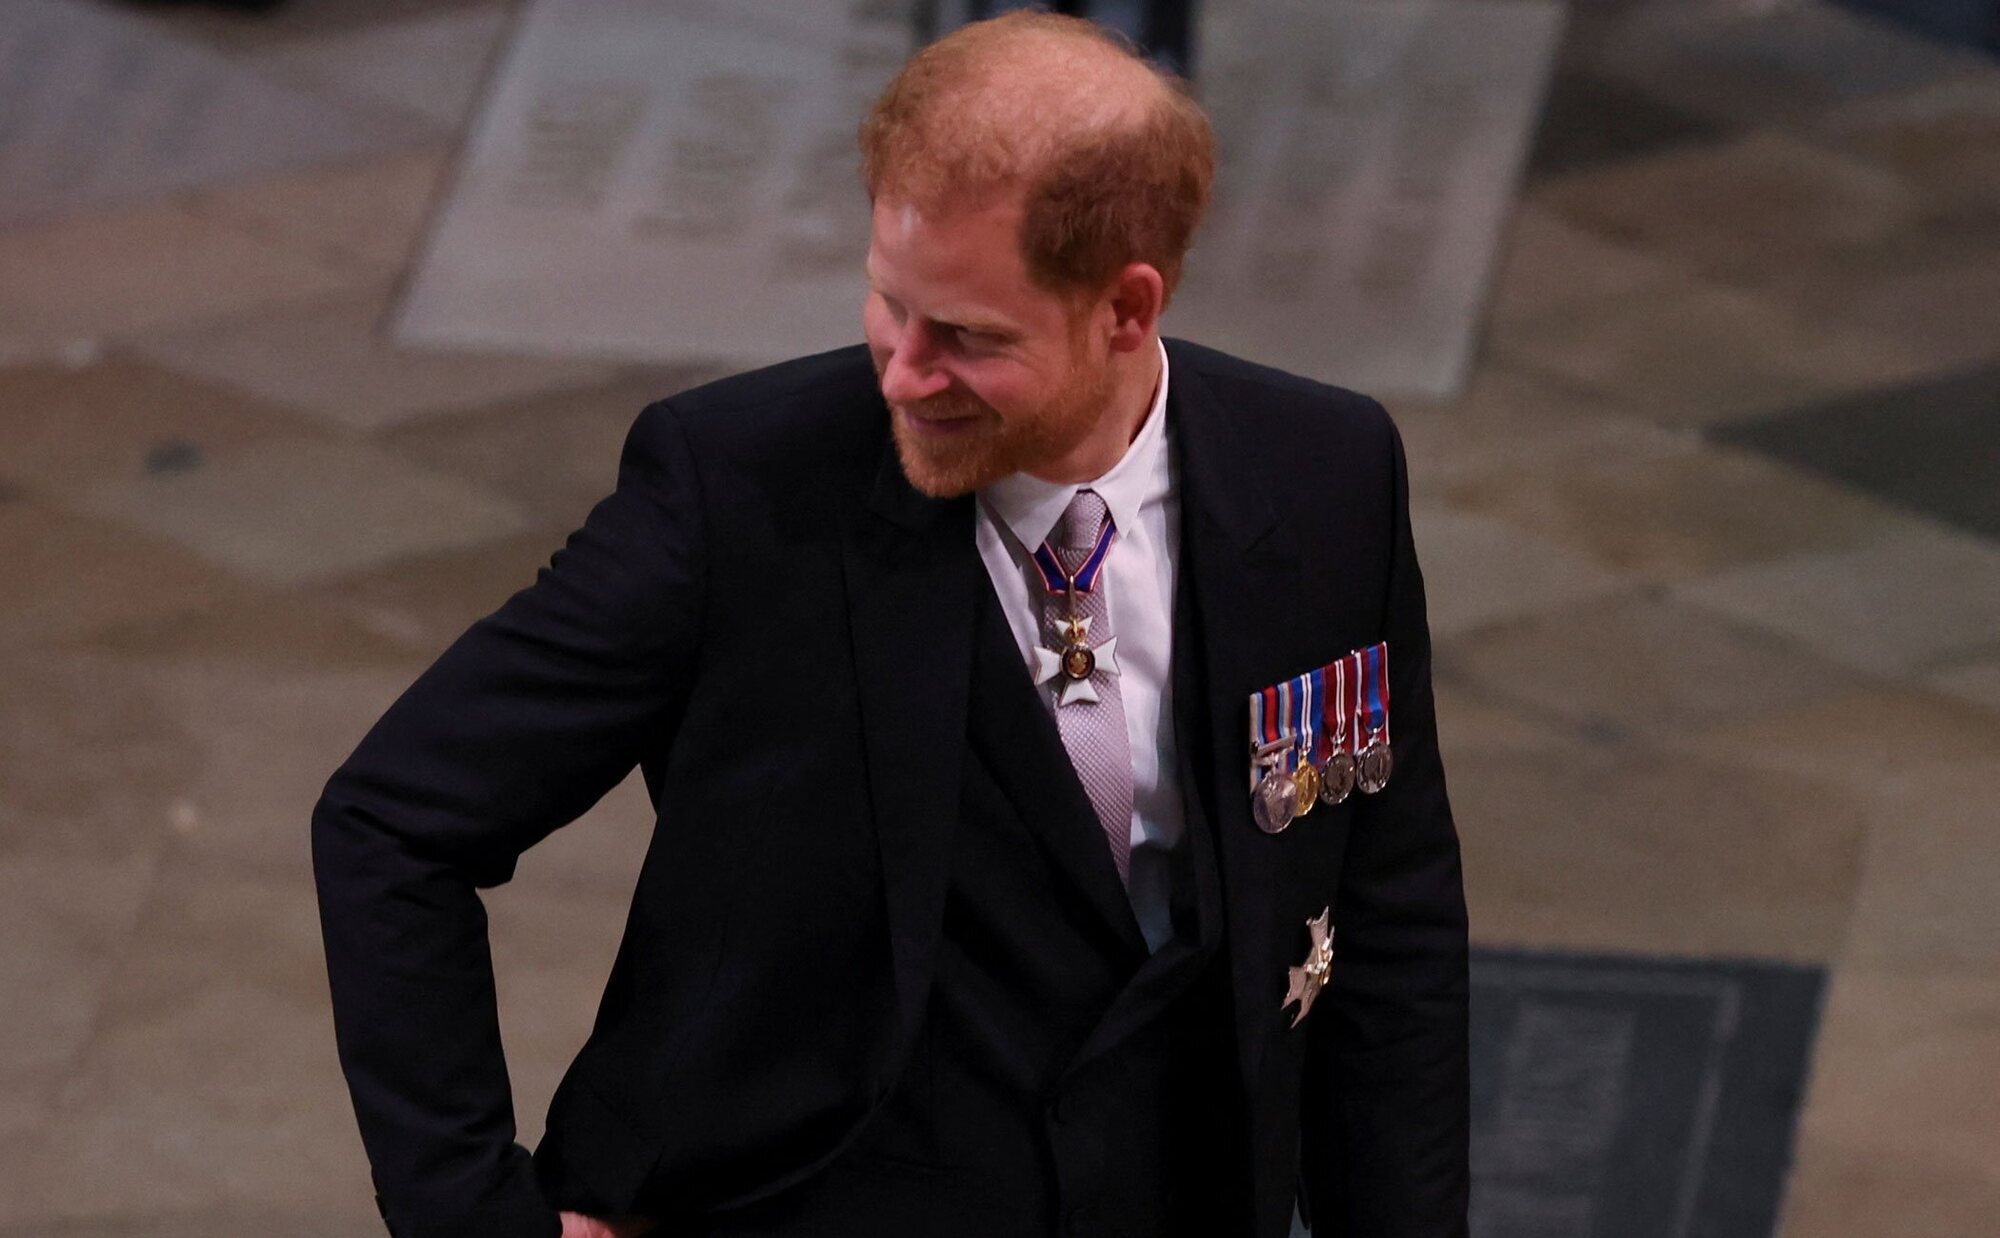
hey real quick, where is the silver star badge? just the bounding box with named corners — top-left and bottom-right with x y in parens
top-left (1282, 907), bottom-right (1335, 1028)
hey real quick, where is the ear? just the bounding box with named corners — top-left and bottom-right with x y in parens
top-left (1104, 262), bottom-right (1166, 355)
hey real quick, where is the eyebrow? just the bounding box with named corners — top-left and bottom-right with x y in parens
top-left (866, 264), bottom-right (1019, 339)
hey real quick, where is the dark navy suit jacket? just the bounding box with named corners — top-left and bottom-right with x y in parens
top-left (311, 338), bottom-right (1470, 1238)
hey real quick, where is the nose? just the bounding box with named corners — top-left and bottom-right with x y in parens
top-left (878, 327), bottom-right (951, 406)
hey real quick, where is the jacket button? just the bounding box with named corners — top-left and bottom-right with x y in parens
top-left (1065, 1203), bottom-right (1097, 1235)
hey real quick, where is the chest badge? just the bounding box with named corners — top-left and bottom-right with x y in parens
top-left (1282, 907), bottom-right (1335, 1028)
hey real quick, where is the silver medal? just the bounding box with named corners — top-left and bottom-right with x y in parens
top-left (1357, 740), bottom-right (1393, 794)
top-left (1319, 750), bottom-right (1357, 805)
top-left (1252, 768), bottom-right (1300, 834)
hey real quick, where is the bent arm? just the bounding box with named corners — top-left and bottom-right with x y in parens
top-left (311, 401), bottom-right (706, 1238)
top-left (1301, 413), bottom-right (1471, 1236)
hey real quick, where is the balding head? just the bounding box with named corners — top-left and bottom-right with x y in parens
top-left (859, 12), bottom-right (1214, 305)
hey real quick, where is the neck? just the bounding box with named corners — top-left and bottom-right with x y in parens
top-left (1028, 338), bottom-right (1164, 485)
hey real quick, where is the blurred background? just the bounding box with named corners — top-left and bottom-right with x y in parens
top-left (2, 0), bottom-right (1997, 1234)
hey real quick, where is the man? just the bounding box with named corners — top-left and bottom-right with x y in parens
top-left (314, 13), bottom-right (1468, 1238)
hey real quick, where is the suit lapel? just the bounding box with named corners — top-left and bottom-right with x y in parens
top-left (842, 440), bottom-right (980, 1047)
top-left (968, 579), bottom-right (1151, 959)
top-left (1165, 339), bottom-right (1305, 1096)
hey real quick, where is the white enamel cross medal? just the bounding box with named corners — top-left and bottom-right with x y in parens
top-left (1282, 907), bottom-right (1334, 1028)
top-left (1025, 503), bottom-right (1120, 708)
top-left (1032, 613), bottom-right (1120, 707)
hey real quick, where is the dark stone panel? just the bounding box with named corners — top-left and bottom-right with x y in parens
top-left (1715, 365), bottom-right (2000, 543)
top-left (1468, 949), bottom-right (1824, 1238)
top-left (1526, 71), bottom-right (1732, 178)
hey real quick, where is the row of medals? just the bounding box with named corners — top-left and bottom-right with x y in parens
top-left (1253, 736), bottom-right (1392, 834)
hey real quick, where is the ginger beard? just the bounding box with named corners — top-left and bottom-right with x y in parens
top-left (880, 323), bottom-right (1118, 499)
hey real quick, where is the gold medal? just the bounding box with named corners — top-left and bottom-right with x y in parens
top-left (1291, 759), bottom-right (1320, 816)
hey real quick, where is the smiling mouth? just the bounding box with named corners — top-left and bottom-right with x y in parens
top-left (899, 405), bottom-right (982, 431)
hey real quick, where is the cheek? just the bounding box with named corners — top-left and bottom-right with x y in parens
top-left (861, 297), bottom-right (893, 358)
top-left (957, 370), bottom-right (1025, 421)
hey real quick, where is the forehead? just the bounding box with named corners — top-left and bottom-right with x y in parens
top-left (865, 196), bottom-right (1044, 317)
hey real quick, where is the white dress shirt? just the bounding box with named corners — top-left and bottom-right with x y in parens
top-left (975, 339), bottom-right (1184, 953)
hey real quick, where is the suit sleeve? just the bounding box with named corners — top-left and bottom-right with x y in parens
top-left (1300, 409), bottom-right (1471, 1236)
top-left (311, 400), bottom-right (706, 1238)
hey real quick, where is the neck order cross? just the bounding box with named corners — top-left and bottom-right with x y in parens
top-left (1027, 494), bottom-right (1122, 708)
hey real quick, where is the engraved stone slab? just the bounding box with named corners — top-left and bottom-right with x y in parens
top-left (395, 0), bottom-right (911, 363)
top-left (398, 0), bottom-right (1561, 399)
top-left (0, 0), bottom-right (428, 227)
top-left (1466, 951), bottom-right (1823, 1238)
top-left (1148, 0), bottom-right (1565, 398)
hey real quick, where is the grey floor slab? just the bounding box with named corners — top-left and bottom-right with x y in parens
top-left (1715, 364), bottom-right (2000, 543)
top-left (0, 0), bottom-right (430, 226)
top-left (247, 4), bottom-right (514, 131)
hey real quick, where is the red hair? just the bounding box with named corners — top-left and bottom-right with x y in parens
top-left (859, 12), bottom-right (1215, 307)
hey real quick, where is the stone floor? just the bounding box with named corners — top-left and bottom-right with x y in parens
top-left (1, 1), bottom-right (1997, 1235)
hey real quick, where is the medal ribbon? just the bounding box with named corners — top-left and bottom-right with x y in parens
top-left (1362, 642), bottom-right (1391, 744)
top-left (1251, 671), bottom-right (1321, 786)
top-left (1347, 651), bottom-right (1365, 757)
top-left (1029, 514), bottom-right (1117, 596)
top-left (1300, 667), bottom-right (1322, 771)
top-left (1316, 656), bottom-right (1349, 763)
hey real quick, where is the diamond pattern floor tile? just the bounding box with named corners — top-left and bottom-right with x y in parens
top-left (1447, 593), bottom-right (1851, 740)
top-left (0, 502), bottom-right (247, 650)
top-left (0, 354), bottom-right (305, 494)
top-left (1530, 132), bottom-right (1923, 286)
top-left (1411, 504), bottom-right (1633, 638)
top-left (132, 291), bottom-right (617, 431)
top-left (1455, 737), bottom-right (1866, 960)
top-left (5, 861), bottom-right (377, 1221)
top-left (1780, 967), bottom-right (2000, 1238)
top-left (1845, 761), bottom-right (2000, 967)
top-left (1677, 526), bottom-right (2000, 676)
top-left (1492, 278), bottom-right (1933, 424)
top-left (0, 202), bottom-right (364, 347)
top-left (1440, 442), bottom-right (1925, 582)
top-left (1716, 364), bottom-right (2000, 542)
top-left (71, 436), bottom-right (530, 586)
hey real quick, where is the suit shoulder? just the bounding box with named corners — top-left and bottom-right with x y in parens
top-left (1168, 338), bottom-right (1396, 449)
top-left (664, 344), bottom-right (879, 422)
top-left (640, 344), bottom-right (884, 478)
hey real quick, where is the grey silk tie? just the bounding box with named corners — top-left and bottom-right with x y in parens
top-left (1040, 489), bottom-right (1135, 884)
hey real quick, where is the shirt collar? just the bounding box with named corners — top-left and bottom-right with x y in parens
top-left (981, 337), bottom-right (1172, 553)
